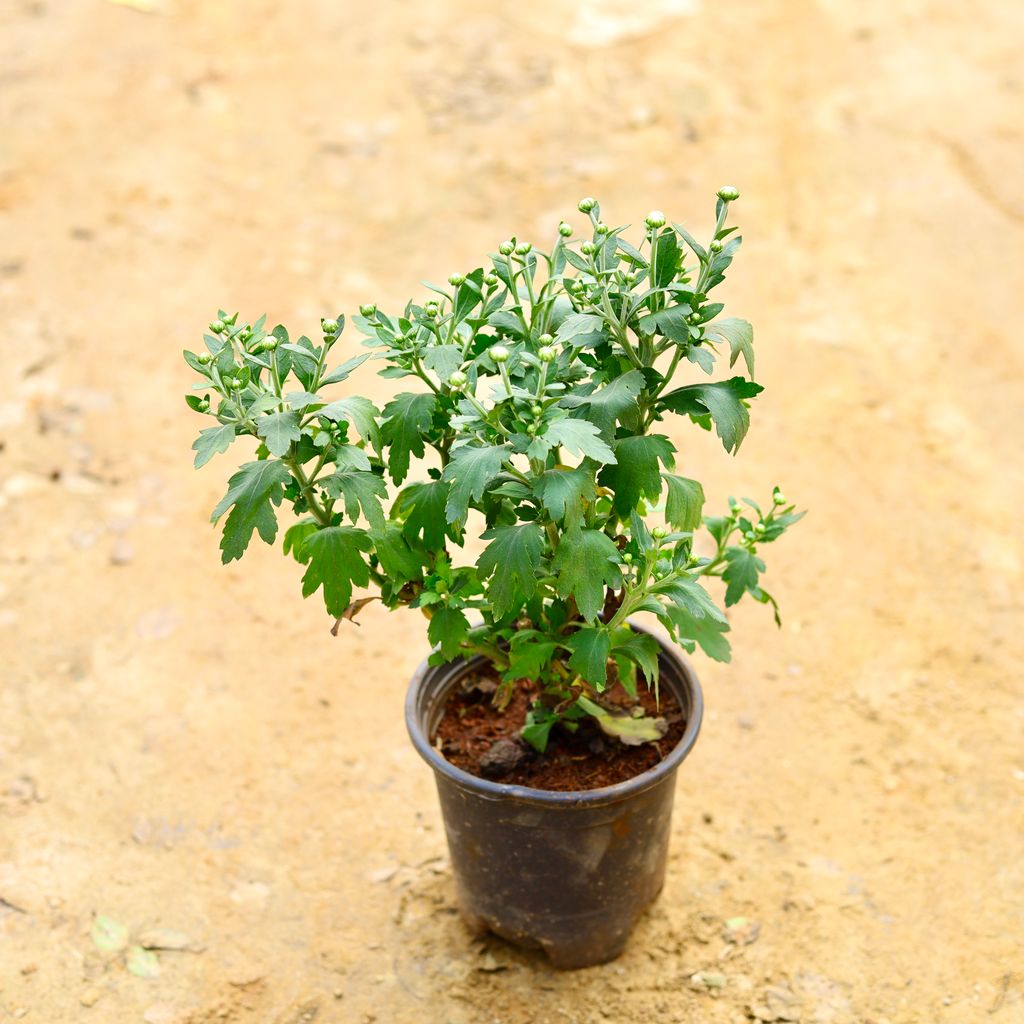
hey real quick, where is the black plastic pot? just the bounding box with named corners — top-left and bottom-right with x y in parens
top-left (405, 627), bottom-right (703, 969)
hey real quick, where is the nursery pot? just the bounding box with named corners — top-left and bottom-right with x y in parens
top-left (405, 626), bottom-right (703, 969)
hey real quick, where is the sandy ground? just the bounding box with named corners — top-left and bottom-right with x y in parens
top-left (1, 0), bottom-right (1023, 1021)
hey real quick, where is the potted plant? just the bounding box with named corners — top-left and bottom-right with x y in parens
top-left (183, 190), bottom-right (801, 968)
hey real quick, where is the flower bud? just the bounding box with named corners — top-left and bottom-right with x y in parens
top-left (425, 302), bottom-right (439, 316)
top-left (530, 404), bottom-right (542, 417)
top-left (595, 222), bottom-right (609, 235)
top-left (622, 552), bottom-right (633, 564)
top-left (537, 346), bottom-right (556, 363)
top-left (644, 210), bottom-right (666, 229)
top-left (262, 336), bottom-right (279, 351)
top-left (484, 272), bottom-right (499, 287)
top-left (448, 370), bottom-right (468, 389)
top-left (448, 273), bottom-right (465, 286)
top-left (197, 399), bottom-right (210, 412)
top-left (717, 185), bottom-right (740, 202)
top-left (652, 525), bottom-right (668, 540)
top-left (744, 530), bottom-right (756, 541)
top-left (578, 197), bottom-right (596, 213)
top-left (498, 241), bottom-right (515, 256)
top-left (197, 352), bottom-right (212, 365)
top-left (580, 241), bottom-right (596, 256)
top-left (229, 378), bottom-right (244, 390)
top-left (514, 242), bottom-right (532, 255)
top-left (322, 317), bottom-right (338, 334)
top-left (709, 239), bottom-right (723, 253)
top-left (210, 319), bottom-right (225, 334)
top-left (558, 221), bottom-right (573, 237)
top-left (687, 312), bottom-right (701, 324)
top-left (359, 303), bottom-right (377, 317)
top-left (489, 345), bottom-right (509, 364)
top-left (755, 522), bottom-right (766, 535)
top-left (773, 490), bottom-right (786, 505)
top-left (539, 333), bottom-right (553, 344)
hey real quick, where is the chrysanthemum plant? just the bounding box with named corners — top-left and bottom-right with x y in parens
top-left (184, 190), bottom-right (802, 751)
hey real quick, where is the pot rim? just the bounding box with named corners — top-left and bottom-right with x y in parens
top-left (405, 623), bottom-right (704, 807)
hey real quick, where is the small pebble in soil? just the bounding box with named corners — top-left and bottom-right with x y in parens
top-left (79, 987), bottom-right (103, 1007)
top-left (723, 916), bottom-right (761, 945)
top-left (479, 738), bottom-right (528, 779)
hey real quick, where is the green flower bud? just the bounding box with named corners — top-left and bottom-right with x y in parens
top-left (359, 303), bottom-right (377, 317)
top-left (687, 312), bottom-right (701, 324)
top-left (210, 319), bottom-right (225, 334)
top-left (448, 370), bottom-right (468, 389)
top-left (229, 378), bottom-right (244, 390)
top-left (755, 522), bottom-right (766, 535)
top-left (197, 352), bottom-right (213, 365)
top-left (558, 221), bottom-right (573, 237)
top-left (652, 525), bottom-right (668, 540)
top-left (262, 336), bottom-right (279, 351)
top-left (717, 185), bottom-right (740, 202)
top-left (744, 530), bottom-right (756, 541)
top-left (709, 239), bottom-right (724, 253)
top-left (773, 490), bottom-right (786, 505)
top-left (484, 272), bottom-right (499, 287)
top-left (224, 312), bottom-right (238, 325)
top-left (322, 317), bottom-right (338, 334)
top-left (578, 197), bottom-right (596, 213)
top-left (622, 552), bottom-right (633, 564)
top-left (498, 241), bottom-right (515, 256)
top-left (448, 273), bottom-right (465, 286)
top-left (539, 333), bottom-right (553, 344)
top-left (489, 344), bottom-right (509, 364)
top-left (197, 399), bottom-right (210, 413)
top-left (530, 404), bottom-right (542, 417)
top-left (514, 242), bottom-right (531, 255)
top-left (424, 302), bottom-right (439, 316)
top-left (537, 346), bottom-right (556, 363)
top-left (595, 222), bottom-right (609, 235)
top-left (526, 424), bottom-right (537, 436)
top-left (580, 241), bottom-right (596, 256)
top-left (239, 328), bottom-right (252, 341)
top-left (644, 210), bottom-right (666, 229)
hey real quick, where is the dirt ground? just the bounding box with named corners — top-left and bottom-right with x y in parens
top-left (1, 0), bottom-right (1022, 1021)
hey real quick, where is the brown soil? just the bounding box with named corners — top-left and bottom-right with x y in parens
top-left (435, 671), bottom-right (687, 790)
top-left (2, 2), bottom-right (1023, 1022)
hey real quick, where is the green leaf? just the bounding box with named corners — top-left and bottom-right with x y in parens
top-left (395, 479), bottom-right (451, 549)
top-left (664, 602), bottom-right (732, 662)
top-left (332, 445), bottom-right (371, 471)
top-left (422, 345), bottom-right (463, 382)
top-left (380, 393), bottom-right (437, 484)
top-left (427, 607), bottom-right (470, 661)
top-left (723, 547), bottom-right (765, 606)
top-left (652, 229), bottom-right (681, 288)
top-left (551, 527), bottom-right (622, 623)
top-left (442, 442), bottom-right (511, 523)
top-left (637, 305), bottom-right (691, 343)
top-left (370, 523), bottom-right (423, 584)
top-left (192, 424), bottom-right (235, 469)
top-left (610, 631), bottom-right (660, 692)
top-left (255, 410), bottom-right (302, 457)
top-left (706, 318), bottom-right (755, 377)
top-left (598, 435), bottom-right (675, 516)
top-left (659, 378), bottom-right (763, 454)
top-left (91, 915), bottom-right (129, 953)
top-left (453, 269), bottom-right (484, 323)
top-left (663, 475), bottom-right (705, 531)
top-left (521, 705), bottom-right (559, 753)
top-left (504, 634), bottom-right (558, 681)
top-left (319, 395), bottom-right (381, 447)
top-left (563, 369), bottom-right (644, 434)
top-left (322, 470), bottom-right (387, 529)
top-left (653, 575), bottom-right (728, 624)
top-left (319, 352), bottom-right (371, 386)
top-left (535, 467), bottom-right (595, 526)
top-left (126, 945), bottom-right (161, 979)
top-left (555, 312), bottom-right (605, 347)
top-left (566, 628), bottom-right (612, 687)
top-left (300, 526), bottom-right (372, 616)
top-left (212, 460), bottom-right (292, 563)
top-left (283, 521), bottom-right (318, 564)
top-left (477, 523), bottom-right (545, 618)
top-left (544, 417), bottom-right (616, 463)
top-left (576, 695), bottom-right (667, 745)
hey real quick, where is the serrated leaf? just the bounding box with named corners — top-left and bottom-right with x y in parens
top-left (543, 417), bottom-right (616, 463)
top-left (610, 631), bottom-right (660, 692)
top-left (395, 479), bottom-right (451, 549)
top-left (283, 521), bottom-right (318, 564)
top-left (663, 602), bottom-right (732, 662)
top-left (380, 392), bottom-right (437, 484)
top-left (652, 229), bottom-right (681, 288)
top-left (562, 369), bottom-right (644, 434)
top-left (192, 424), bottom-right (235, 469)
top-left (659, 378), bottom-right (763, 454)
top-left (555, 312), bottom-right (605, 347)
top-left (91, 915), bottom-right (129, 953)
top-left (723, 547), bottom-right (765, 606)
top-left (442, 443), bottom-right (511, 523)
top-left (422, 345), bottom-right (463, 382)
top-left (566, 628), bottom-right (612, 687)
top-left (322, 470), bottom-right (387, 529)
top-left (652, 575), bottom-right (728, 624)
top-left (551, 527), bottom-right (622, 623)
top-left (504, 634), bottom-right (558, 681)
top-left (370, 523), bottom-right (423, 584)
top-left (663, 474), bottom-right (705, 531)
top-left (319, 395), bottom-right (381, 447)
top-left (211, 460), bottom-right (292, 563)
top-left (706, 317), bottom-right (755, 377)
top-left (255, 410), bottom-right (302, 457)
top-left (477, 523), bottom-right (545, 618)
top-left (637, 305), bottom-right (691, 343)
top-left (427, 606), bottom-right (470, 661)
top-left (598, 435), bottom-right (675, 516)
top-left (300, 526), bottom-right (372, 617)
top-left (535, 467), bottom-right (595, 526)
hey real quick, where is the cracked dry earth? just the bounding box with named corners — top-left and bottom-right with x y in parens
top-left (1, 1), bottom-right (1022, 1022)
